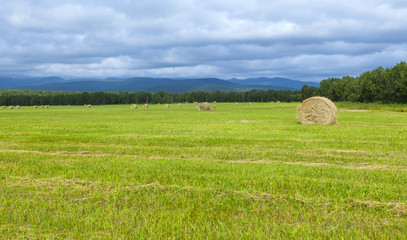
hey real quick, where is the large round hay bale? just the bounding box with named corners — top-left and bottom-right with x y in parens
top-left (196, 102), bottom-right (211, 111)
top-left (297, 97), bottom-right (337, 125)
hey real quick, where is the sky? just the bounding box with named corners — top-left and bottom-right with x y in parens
top-left (1, 0), bottom-right (407, 82)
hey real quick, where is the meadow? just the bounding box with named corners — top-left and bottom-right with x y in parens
top-left (0, 102), bottom-right (406, 239)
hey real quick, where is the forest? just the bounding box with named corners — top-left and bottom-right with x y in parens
top-left (1, 62), bottom-right (406, 105)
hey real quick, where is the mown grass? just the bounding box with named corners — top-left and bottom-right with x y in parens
top-left (0, 102), bottom-right (406, 239)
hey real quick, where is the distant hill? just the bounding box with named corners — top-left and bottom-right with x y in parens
top-left (227, 77), bottom-right (320, 89)
top-left (0, 76), bottom-right (319, 93)
top-left (0, 76), bottom-right (68, 88)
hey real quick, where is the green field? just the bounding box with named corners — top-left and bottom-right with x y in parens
top-left (1, 103), bottom-right (406, 239)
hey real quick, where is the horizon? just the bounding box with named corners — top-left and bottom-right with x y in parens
top-left (1, 1), bottom-right (406, 82)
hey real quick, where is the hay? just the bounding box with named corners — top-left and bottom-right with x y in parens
top-left (164, 104), bottom-right (169, 108)
top-left (85, 104), bottom-right (91, 108)
top-left (9, 106), bottom-right (13, 109)
top-left (143, 104), bottom-right (148, 108)
top-left (248, 102), bottom-right (252, 106)
top-left (234, 102), bottom-right (238, 105)
top-left (297, 96), bottom-right (337, 125)
top-left (131, 104), bottom-right (138, 109)
top-left (210, 104), bottom-right (216, 109)
top-left (196, 102), bottom-right (211, 111)
top-left (16, 105), bottom-right (20, 109)
top-left (33, 105), bottom-right (37, 108)
top-left (177, 103), bottom-right (182, 107)
top-left (1, 106), bottom-right (6, 109)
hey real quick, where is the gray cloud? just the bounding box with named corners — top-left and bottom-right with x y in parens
top-left (0, 0), bottom-right (406, 81)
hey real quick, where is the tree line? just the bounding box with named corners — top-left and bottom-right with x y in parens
top-left (0, 89), bottom-right (301, 106)
top-left (1, 62), bottom-right (406, 105)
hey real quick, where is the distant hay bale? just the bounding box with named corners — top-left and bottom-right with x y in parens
top-left (143, 104), bottom-right (148, 108)
top-left (193, 102), bottom-right (198, 104)
top-left (67, 105), bottom-right (70, 107)
top-left (196, 102), bottom-right (211, 111)
top-left (45, 105), bottom-right (49, 108)
top-left (210, 104), bottom-right (216, 109)
top-left (270, 101), bottom-right (274, 103)
top-left (86, 104), bottom-right (91, 108)
top-left (16, 105), bottom-right (20, 109)
top-left (40, 105), bottom-right (44, 108)
top-left (131, 104), bottom-right (138, 109)
top-left (297, 96), bottom-right (337, 125)
top-left (9, 106), bottom-right (13, 109)
top-left (277, 101), bottom-right (280, 103)
top-left (177, 103), bottom-right (182, 107)
top-left (185, 101), bottom-right (189, 104)
top-left (234, 102), bottom-right (238, 105)
top-left (164, 104), bottom-right (169, 108)
top-left (248, 102), bottom-right (252, 106)
top-left (33, 105), bottom-right (37, 108)
top-left (213, 101), bottom-right (217, 104)
top-left (1, 105), bottom-right (6, 109)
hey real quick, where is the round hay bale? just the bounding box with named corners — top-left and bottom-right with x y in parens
top-left (143, 104), bottom-right (148, 108)
top-left (234, 102), bottom-right (238, 105)
top-left (297, 97), bottom-right (337, 125)
top-left (248, 102), bottom-right (252, 106)
top-left (86, 104), bottom-right (91, 108)
top-left (196, 102), bottom-right (211, 111)
top-left (210, 104), bottom-right (216, 109)
top-left (9, 106), bottom-right (13, 109)
top-left (33, 105), bottom-right (37, 109)
top-left (177, 103), bottom-right (182, 107)
top-left (164, 104), bottom-right (169, 108)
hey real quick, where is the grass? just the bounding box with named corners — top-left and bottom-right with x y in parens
top-left (0, 102), bottom-right (406, 239)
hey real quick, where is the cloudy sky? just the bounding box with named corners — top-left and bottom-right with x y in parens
top-left (1, 0), bottom-right (407, 82)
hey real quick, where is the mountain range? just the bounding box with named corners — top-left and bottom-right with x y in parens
top-left (0, 76), bottom-right (319, 93)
